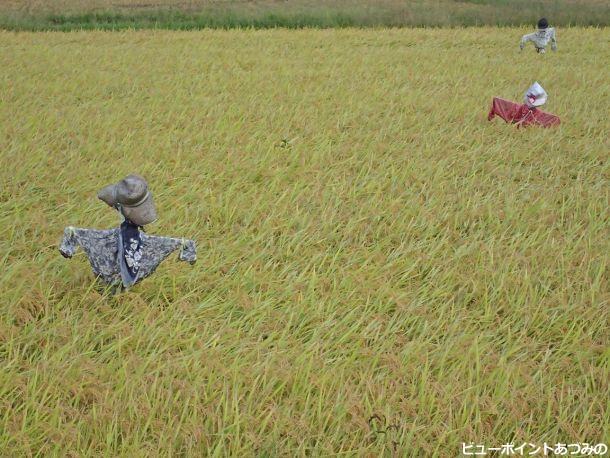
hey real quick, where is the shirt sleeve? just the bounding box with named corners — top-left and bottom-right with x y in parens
top-left (59, 226), bottom-right (79, 258)
top-left (179, 239), bottom-right (197, 264)
top-left (520, 33), bottom-right (533, 49)
top-left (550, 29), bottom-right (557, 49)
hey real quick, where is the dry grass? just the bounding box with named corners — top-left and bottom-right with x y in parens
top-left (0, 27), bottom-right (609, 456)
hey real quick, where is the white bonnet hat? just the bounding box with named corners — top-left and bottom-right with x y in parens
top-left (524, 81), bottom-right (548, 108)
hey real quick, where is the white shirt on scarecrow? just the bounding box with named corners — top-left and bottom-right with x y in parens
top-left (520, 18), bottom-right (557, 53)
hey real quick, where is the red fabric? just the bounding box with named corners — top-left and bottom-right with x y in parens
top-left (488, 97), bottom-right (560, 128)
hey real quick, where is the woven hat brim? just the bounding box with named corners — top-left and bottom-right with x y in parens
top-left (97, 184), bottom-right (118, 207)
top-left (121, 193), bottom-right (158, 226)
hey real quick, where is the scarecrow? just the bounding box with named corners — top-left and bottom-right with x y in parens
top-left (60, 174), bottom-right (196, 292)
top-left (520, 18), bottom-right (557, 54)
top-left (487, 82), bottom-right (561, 128)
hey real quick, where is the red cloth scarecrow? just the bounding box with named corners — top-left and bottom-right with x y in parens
top-left (487, 98), bottom-right (561, 127)
top-left (488, 82), bottom-right (560, 128)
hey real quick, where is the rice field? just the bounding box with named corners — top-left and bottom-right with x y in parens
top-left (0, 27), bottom-right (609, 456)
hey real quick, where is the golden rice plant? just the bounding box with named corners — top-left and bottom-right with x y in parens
top-left (0, 27), bottom-right (608, 456)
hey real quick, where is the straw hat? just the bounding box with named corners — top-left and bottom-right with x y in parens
top-left (524, 81), bottom-right (548, 108)
top-left (97, 174), bottom-right (158, 226)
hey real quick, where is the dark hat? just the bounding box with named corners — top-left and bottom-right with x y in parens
top-left (97, 174), bottom-right (158, 226)
top-left (537, 18), bottom-right (548, 29)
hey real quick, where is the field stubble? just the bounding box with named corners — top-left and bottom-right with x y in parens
top-left (0, 28), bottom-right (609, 456)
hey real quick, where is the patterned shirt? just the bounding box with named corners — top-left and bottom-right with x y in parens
top-left (520, 28), bottom-right (557, 52)
top-left (60, 226), bottom-right (196, 290)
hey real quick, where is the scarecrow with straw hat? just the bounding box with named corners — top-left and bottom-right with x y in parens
top-left (60, 174), bottom-right (196, 292)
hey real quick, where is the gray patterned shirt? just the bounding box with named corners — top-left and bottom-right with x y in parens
top-left (520, 28), bottom-right (557, 52)
top-left (60, 226), bottom-right (196, 290)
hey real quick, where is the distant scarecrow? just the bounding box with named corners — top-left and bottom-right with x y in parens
top-left (520, 18), bottom-right (557, 53)
top-left (60, 174), bottom-right (196, 292)
top-left (488, 82), bottom-right (560, 128)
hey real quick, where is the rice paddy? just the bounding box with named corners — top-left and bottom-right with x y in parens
top-left (0, 27), bottom-right (609, 456)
